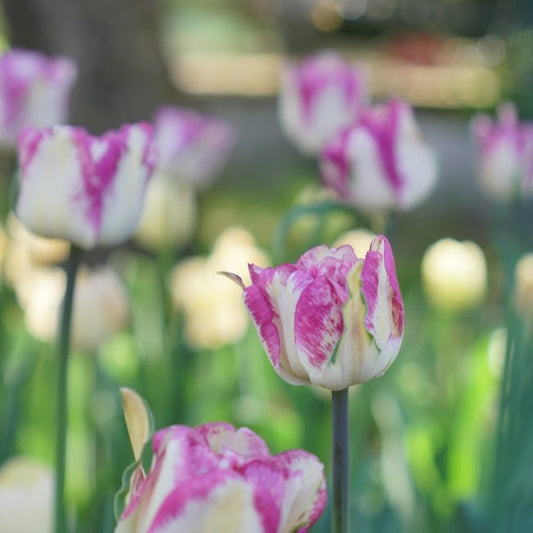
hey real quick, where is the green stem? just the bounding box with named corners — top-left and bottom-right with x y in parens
top-left (332, 388), bottom-right (350, 533)
top-left (54, 246), bottom-right (81, 533)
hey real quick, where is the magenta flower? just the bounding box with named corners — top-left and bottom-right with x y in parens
top-left (230, 235), bottom-right (404, 390)
top-left (16, 123), bottom-right (155, 249)
top-left (471, 103), bottom-right (533, 201)
top-left (0, 49), bottom-right (77, 147)
top-left (152, 106), bottom-right (235, 189)
top-left (320, 100), bottom-right (438, 212)
top-left (115, 422), bottom-right (327, 533)
top-left (278, 52), bottom-right (367, 155)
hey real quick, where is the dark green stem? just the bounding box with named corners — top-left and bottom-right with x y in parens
top-left (332, 388), bottom-right (350, 533)
top-left (55, 246), bottom-right (81, 533)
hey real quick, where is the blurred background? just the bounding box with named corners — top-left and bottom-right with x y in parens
top-left (0, 0), bottom-right (533, 532)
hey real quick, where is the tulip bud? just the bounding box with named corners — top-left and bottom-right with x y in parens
top-left (421, 238), bottom-right (487, 312)
top-left (152, 106), bottom-right (235, 189)
top-left (228, 235), bottom-right (404, 390)
top-left (471, 103), bottom-right (533, 201)
top-left (278, 51), bottom-right (367, 155)
top-left (320, 100), bottom-right (438, 211)
top-left (0, 457), bottom-right (54, 533)
top-left (115, 422), bottom-right (327, 533)
top-left (16, 122), bottom-right (155, 249)
top-left (0, 49), bottom-right (77, 147)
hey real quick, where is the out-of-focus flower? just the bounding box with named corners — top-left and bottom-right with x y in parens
top-left (115, 422), bottom-right (327, 533)
top-left (169, 227), bottom-right (269, 350)
top-left (0, 456), bottom-right (54, 533)
top-left (320, 100), bottom-right (438, 212)
top-left (278, 51), bottom-right (367, 155)
top-left (16, 122), bottom-right (155, 249)
top-left (153, 106), bottom-right (235, 189)
top-left (421, 238), bottom-right (487, 312)
top-left (3, 214), bottom-right (69, 286)
top-left (227, 235), bottom-right (404, 390)
top-left (15, 265), bottom-right (129, 351)
top-left (471, 103), bottom-right (533, 201)
top-left (134, 172), bottom-right (196, 251)
top-left (334, 228), bottom-right (375, 258)
top-left (0, 48), bottom-right (77, 147)
top-left (513, 253), bottom-right (533, 322)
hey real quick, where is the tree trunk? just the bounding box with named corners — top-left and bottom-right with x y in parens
top-left (2, 0), bottom-right (177, 132)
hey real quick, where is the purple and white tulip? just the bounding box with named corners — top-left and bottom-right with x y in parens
top-left (320, 100), bottom-right (438, 212)
top-left (231, 235), bottom-right (404, 390)
top-left (278, 52), bottom-right (367, 155)
top-left (153, 106), bottom-right (235, 189)
top-left (471, 103), bottom-right (533, 201)
top-left (115, 422), bottom-right (327, 533)
top-left (16, 123), bottom-right (155, 249)
top-left (0, 49), bottom-right (77, 147)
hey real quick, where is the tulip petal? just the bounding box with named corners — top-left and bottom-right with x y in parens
top-left (294, 276), bottom-right (345, 370)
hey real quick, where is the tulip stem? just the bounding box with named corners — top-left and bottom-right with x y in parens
top-left (332, 388), bottom-right (350, 533)
top-left (55, 245), bottom-right (81, 533)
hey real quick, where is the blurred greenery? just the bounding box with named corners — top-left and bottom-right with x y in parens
top-left (0, 0), bottom-right (533, 532)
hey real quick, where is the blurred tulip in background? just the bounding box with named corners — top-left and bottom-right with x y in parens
top-left (471, 103), bottom-right (533, 201)
top-left (0, 456), bottom-right (54, 533)
top-left (278, 52), bottom-right (367, 155)
top-left (0, 49), bottom-right (77, 148)
top-left (320, 100), bottom-right (438, 211)
top-left (16, 123), bottom-right (155, 248)
top-left (421, 238), bottom-right (487, 312)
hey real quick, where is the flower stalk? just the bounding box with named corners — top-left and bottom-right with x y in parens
top-left (332, 388), bottom-right (350, 533)
top-left (54, 245), bottom-right (81, 533)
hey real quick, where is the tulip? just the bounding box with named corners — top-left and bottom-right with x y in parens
top-left (278, 52), bottom-right (367, 155)
top-left (226, 235), bottom-right (404, 391)
top-left (0, 457), bottom-right (54, 533)
top-left (170, 226), bottom-right (269, 350)
top-left (115, 422), bottom-right (327, 533)
top-left (471, 103), bottom-right (533, 201)
top-left (421, 238), bottom-right (487, 312)
top-left (0, 49), bottom-right (77, 147)
top-left (320, 100), bottom-right (438, 211)
top-left (152, 106), bottom-right (235, 189)
top-left (16, 122), bottom-right (155, 248)
top-left (135, 172), bottom-right (197, 251)
top-left (14, 264), bottom-right (129, 351)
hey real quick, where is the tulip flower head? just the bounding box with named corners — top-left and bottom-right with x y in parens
top-left (0, 456), bottom-right (54, 533)
top-left (226, 235), bottom-right (404, 390)
top-left (421, 238), bottom-right (487, 312)
top-left (320, 100), bottom-right (438, 212)
top-left (278, 51), bottom-right (368, 155)
top-left (471, 103), bottom-right (533, 201)
top-left (16, 123), bottom-right (155, 249)
top-left (115, 422), bottom-right (327, 533)
top-left (153, 106), bottom-right (235, 189)
top-left (0, 49), bottom-right (77, 147)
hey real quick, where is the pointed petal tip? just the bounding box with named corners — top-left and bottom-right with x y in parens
top-left (217, 271), bottom-right (246, 290)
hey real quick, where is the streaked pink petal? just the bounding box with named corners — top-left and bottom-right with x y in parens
top-left (294, 276), bottom-right (345, 369)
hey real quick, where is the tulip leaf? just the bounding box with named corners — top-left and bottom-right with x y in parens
top-left (114, 388), bottom-right (156, 522)
top-left (120, 387), bottom-right (154, 462)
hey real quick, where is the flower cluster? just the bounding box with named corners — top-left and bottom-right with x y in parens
top-left (278, 51), bottom-right (438, 212)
